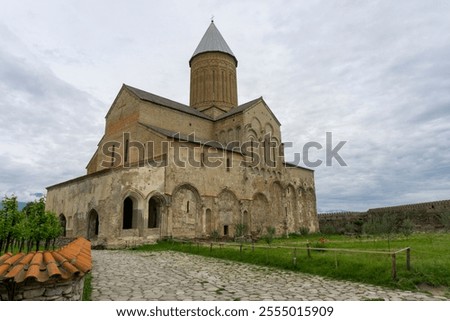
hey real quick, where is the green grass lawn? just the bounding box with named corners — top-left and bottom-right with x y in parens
top-left (133, 232), bottom-right (450, 295)
top-left (82, 272), bottom-right (92, 301)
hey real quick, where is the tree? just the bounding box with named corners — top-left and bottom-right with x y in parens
top-left (400, 218), bottom-right (414, 237)
top-left (44, 212), bottom-right (62, 250)
top-left (11, 210), bottom-right (27, 252)
top-left (0, 196), bottom-right (62, 254)
top-left (27, 198), bottom-right (45, 251)
top-left (0, 195), bottom-right (20, 254)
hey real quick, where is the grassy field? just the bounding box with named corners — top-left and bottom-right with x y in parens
top-left (134, 233), bottom-right (450, 296)
top-left (82, 272), bottom-right (92, 301)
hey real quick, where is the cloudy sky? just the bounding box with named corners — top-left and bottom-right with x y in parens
top-left (1, 0), bottom-right (449, 211)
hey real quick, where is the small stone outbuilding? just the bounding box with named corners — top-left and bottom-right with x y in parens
top-left (0, 237), bottom-right (91, 301)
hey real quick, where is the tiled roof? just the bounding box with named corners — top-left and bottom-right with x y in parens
top-left (0, 237), bottom-right (91, 283)
top-left (284, 161), bottom-right (314, 172)
top-left (215, 97), bottom-right (262, 120)
top-left (124, 84), bottom-right (213, 121)
top-left (190, 21), bottom-right (237, 66)
top-left (125, 84), bottom-right (267, 122)
top-left (139, 123), bottom-right (242, 154)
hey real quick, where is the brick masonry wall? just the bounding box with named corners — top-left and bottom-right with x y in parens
top-left (0, 275), bottom-right (85, 301)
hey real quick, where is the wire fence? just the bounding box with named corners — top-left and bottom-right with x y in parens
top-left (170, 239), bottom-right (411, 280)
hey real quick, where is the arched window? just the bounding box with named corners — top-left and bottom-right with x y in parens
top-left (123, 197), bottom-right (133, 229)
top-left (59, 214), bottom-right (67, 237)
top-left (227, 128), bottom-right (234, 142)
top-left (148, 197), bottom-right (161, 228)
top-left (124, 139), bottom-right (129, 164)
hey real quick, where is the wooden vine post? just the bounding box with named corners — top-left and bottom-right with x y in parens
top-left (406, 247), bottom-right (411, 271)
top-left (391, 253), bottom-right (397, 280)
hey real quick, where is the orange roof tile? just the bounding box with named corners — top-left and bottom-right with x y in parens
top-left (0, 253), bottom-right (12, 262)
top-left (0, 237), bottom-right (91, 284)
top-left (43, 252), bottom-right (61, 278)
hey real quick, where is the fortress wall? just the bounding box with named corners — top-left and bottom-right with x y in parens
top-left (318, 199), bottom-right (450, 233)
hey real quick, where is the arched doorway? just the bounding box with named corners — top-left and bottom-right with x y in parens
top-left (217, 189), bottom-right (240, 237)
top-left (59, 214), bottom-right (67, 237)
top-left (251, 193), bottom-right (269, 235)
top-left (123, 197), bottom-right (134, 229)
top-left (286, 185), bottom-right (297, 232)
top-left (270, 182), bottom-right (283, 233)
top-left (171, 184), bottom-right (201, 238)
top-left (148, 197), bottom-right (162, 228)
top-left (88, 210), bottom-right (99, 240)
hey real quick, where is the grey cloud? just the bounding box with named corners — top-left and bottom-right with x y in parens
top-left (0, 1), bottom-right (449, 212)
top-left (0, 24), bottom-right (104, 201)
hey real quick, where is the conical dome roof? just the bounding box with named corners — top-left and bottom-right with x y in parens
top-left (190, 21), bottom-right (237, 66)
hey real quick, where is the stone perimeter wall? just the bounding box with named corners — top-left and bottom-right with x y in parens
top-left (0, 275), bottom-right (85, 301)
top-left (319, 199), bottom-right (450, 234)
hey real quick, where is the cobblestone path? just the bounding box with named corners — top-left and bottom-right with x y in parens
top-left (91, 250), bottom-right (446, 301)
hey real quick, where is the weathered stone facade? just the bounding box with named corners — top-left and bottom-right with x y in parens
top-left (46, 21), bottom-right (319, 248)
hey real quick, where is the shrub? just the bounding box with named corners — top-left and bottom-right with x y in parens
top-left (440, 211), bottom-right (450, 232)
top-left (363, 214), bottom-right (396, 235)
top-left (400, 218), bottom-right (414, 236)
top-left (234, 223), bottom-right (248, 239)
top-left (263, 226), bottom-right (276, 246)
top-left (320, 224), bottom-right (337, 235)
top-left (298, 226), bottom-right (310, 236)
top-left (344, 222), bottom-right (357, 234)
top-left (210, 230), bottom-right (220, 242)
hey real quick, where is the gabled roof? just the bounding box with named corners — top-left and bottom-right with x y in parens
top-left (139, 123), bottom-right (241, 154)
top-left (216, 97), bottom-right (262, 120)
top-left (216, 96), bottom-right (281, 126)
top-left (0, 237), bottom-right (91, 284)
top-left (125, 84), bottom-right (273, 123)
top-left (125, 84), bottom-right (213, 120)
top-left (284, 161), bottom-right (314, 172)
top-left (190, 21), bottom-right (237, 66)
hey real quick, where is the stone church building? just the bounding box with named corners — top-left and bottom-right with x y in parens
top-left (46, 22), bottom-right (319, 247)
